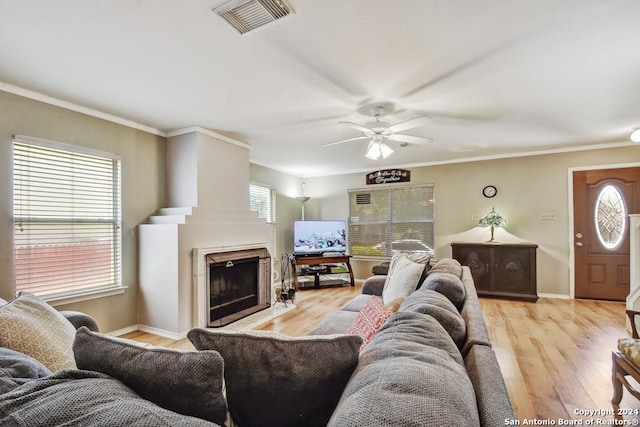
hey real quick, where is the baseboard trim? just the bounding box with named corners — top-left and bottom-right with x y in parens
top-left (537, 292), bottom-right (571, 300)
top-left (106, 325), bottom-right (139, 337)
top-left (137, 324), bottom-right (187, 340)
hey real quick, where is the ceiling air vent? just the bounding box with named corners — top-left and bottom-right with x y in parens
top-left (214, 0), bottom-right (293, 34)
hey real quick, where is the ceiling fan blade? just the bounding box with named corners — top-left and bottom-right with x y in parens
top-left (385, 115), bottom-right (432, 133)
top-left (387, 134), bottom-right (433, 145)
top-left (338, 121), bottom-right (373, 134)
top-left (321, 136), bottom-right (370, 147)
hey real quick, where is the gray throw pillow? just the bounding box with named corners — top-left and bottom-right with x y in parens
top-left (428, 257), bottom-right (463, 278)
top-left (0, 347), bottom-right (52, 394)
top-left (187, 328), bottom-right (362, 427)
top-left (73, 327), bottom-right (227, 425)
top-left (399, 289), bottom-right (467, 348)
top-left (420, 271), bottom-right (466, 309)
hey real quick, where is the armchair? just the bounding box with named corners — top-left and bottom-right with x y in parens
top-left (612, 309), bottom-right (640, 420)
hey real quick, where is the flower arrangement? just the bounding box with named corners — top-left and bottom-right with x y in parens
top-left (479, 207), bottom-right (507, 242)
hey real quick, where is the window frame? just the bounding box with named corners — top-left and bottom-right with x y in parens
top-left (249, 182), bottom-right (277, 257)
top-left (12, 135), bottom-right (124, 304)
top-left (348, 184), bottom-right (435, 259)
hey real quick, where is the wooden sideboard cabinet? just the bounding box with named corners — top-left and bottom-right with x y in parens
top-left (451, 241), bottom-right (538, 302)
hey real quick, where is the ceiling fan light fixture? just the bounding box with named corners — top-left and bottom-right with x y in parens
top-left (365, 141), bottom-right (394, 160)
top-left (380, 143), bottom-right (394, 158)
top-left (631, 128), bottom-right (640, 143)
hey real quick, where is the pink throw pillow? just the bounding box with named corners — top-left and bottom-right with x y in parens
top-left (347, 296), bottom-right (393, 351)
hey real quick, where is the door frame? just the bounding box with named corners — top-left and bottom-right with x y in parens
top-left (568, 161), bottom-right (640, 299)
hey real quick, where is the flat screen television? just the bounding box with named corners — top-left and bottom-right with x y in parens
top-left (293, 220), bottom-right (347, 255)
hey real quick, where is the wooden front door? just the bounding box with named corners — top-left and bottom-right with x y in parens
top-left (573, 167), bottom-right (640, 301)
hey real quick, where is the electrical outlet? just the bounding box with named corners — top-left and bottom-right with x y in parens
top-left (539, 211), bottom-right (557, 220)
top-left (471, 214), bottom-right (479, 221)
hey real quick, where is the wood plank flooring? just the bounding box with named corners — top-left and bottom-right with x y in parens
top-left (122, 283), bottom-right (640, 422)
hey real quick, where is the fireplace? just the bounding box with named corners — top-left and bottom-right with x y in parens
top-left (205, 247), bottom-right (271, 327)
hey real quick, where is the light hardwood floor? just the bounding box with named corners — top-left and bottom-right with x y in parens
top-left (122, 283), bottom-right (640, 422)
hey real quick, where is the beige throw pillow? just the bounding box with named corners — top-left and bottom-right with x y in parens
top-left (0, 292), bottom-right (77, 371)
top-left (382, 253), bottom-right (426, 304)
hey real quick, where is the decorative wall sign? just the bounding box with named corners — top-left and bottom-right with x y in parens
top-left (366, 169), bottom-right (411, 185)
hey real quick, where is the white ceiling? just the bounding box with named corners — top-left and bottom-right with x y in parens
top-left (1, 0), bottom-right (639, 177)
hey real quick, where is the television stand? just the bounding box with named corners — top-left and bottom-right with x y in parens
top-left (290, 254), bottom-right (354, 290)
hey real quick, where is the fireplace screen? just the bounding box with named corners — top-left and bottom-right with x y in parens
top-left (206, 248), bottom-right (270, 327)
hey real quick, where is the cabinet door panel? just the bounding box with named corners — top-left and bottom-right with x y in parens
top-left (453, 246), bottom-right (492, 291)
top-left (493, 248), bottom-right (534, 293)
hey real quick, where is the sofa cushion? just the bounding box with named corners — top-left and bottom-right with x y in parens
top-left (428, 257), bottom-right (463, 279)
top-left (382, 253), bottom-right (426, 304)
top-left (307, 309), bottom-right (359, 335)
top-left (341, 293), bottom-right (374, 312)
top-left (0, 347), bottom-right (53, 395)
top-left (619, 338), bottom-right (640, 366)
top-left (0, 292), bottom-right (77, 372)
top-left (329, 311), bottom-right (480, 427)
top-left (187, 328), bottom-right (361, 427)
top-left (73, 327), bottom-right (227, 425)
top-left (420, 271), bottom-right (466, 309)
top-left (347, 296), bottom-right (399, 351)
top-left (0, 370), bottom-right (217, 426)
top-left (399, 289), bottom-right (467, 348)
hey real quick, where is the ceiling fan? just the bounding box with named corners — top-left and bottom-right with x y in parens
top-left (321, 106), bottom-right (433, 160)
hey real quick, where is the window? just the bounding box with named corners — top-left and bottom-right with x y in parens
top-left (595, 184), bottom-right (626, 250)
top-left (249, 183), bottom-right (277, 256)
top-left (348, 185), bottom-right (435, 258)
top-left (12, 135), bottom-right (122, 300)
top-left (249, 183), bottom-right (276, 224)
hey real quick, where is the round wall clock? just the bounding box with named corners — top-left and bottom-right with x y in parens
top-left (482, 185), bottom-right (497, 198)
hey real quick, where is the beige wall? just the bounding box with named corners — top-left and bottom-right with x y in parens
top-left (306, 149), bottom-right (640, 295)
top-left (0, 91), bottom-right (166, 332)
top-left (3, 88), bottom-right (640, 335)
top-left (298, 147), bottom-right (640, 296)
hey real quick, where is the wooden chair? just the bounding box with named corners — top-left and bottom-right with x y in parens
top-left (612, 309), bottom-right (640, 419)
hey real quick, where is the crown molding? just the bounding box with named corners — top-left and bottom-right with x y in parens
top-left (166, 126), bottom-right (250, 149)
top-left (0, 82), bottom-right (165, 137)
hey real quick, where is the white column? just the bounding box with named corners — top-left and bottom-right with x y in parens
top-left (627, 215), bottom-right (640, 332)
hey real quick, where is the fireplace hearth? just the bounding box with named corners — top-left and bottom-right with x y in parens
top-left (205, 247), bottom-right (271, 327)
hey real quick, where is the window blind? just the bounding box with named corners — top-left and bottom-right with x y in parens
top-left (249, 183), bottom-right (277, 257)
top-left (12, 136), bottom-right (122, 299)
top-left (348, 184), bottom-right (435, 257)
top-left (249, 183), bottom-right (276, 224)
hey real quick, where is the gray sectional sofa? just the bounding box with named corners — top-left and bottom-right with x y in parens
top-left (309, 257), bottom-right (516, 427)
top-left (0, 257), bottom-right (515, 426)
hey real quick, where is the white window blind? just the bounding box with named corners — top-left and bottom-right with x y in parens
top-left (249, 183), bottom-right (276, 224)
top-left (249, 183), bottom-right (277, 257)
top-left (12, 136), bottom-right (122, 299)
top-left (348, 185), bottom-right (435, 257)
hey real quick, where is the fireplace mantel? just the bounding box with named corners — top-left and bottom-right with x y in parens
top-left (193, 244), bottom-right (270, 329)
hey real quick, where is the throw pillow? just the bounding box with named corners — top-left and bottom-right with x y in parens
top-left (420, 271), bottom-right (467, 309)
top-left (399, 289), bottom-right (467, 348)
top-left (382, 253), bottom-right (426, 304)
top-left (187, 328), bottom-right (362, 427)
top-left (0, 292), bottom-right (77, 371)
top-left (347, 296), bottom-right (400, 351)
top-left (73, 327), bottom-right (227, 425)
top-left (619, 338), bottom-right (640, 366)
top-left (428, 257), bottom-right (463, 278)
top-left (0, 347), bottom-right (53, 394)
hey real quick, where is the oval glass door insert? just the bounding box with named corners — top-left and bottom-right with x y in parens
top-left (594, 184), bottom-right (626, 249)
